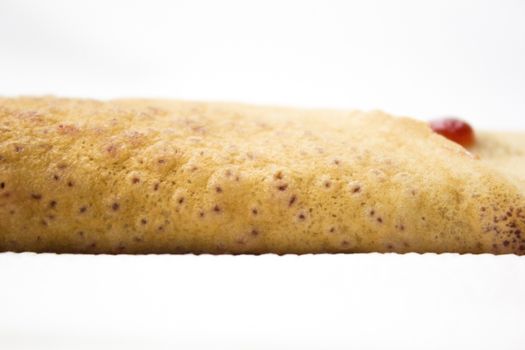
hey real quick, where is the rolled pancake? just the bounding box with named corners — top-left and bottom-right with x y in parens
top-left (0, 97), bottom-right (524, 254)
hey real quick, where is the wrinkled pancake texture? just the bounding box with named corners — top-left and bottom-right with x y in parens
top-left (0, 97), bottom-right (524, 254)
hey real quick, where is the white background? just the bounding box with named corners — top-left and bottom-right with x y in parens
top-left (1, 1), bottom-right (524, 349)
top-left (1, 0), bottom-right (525, 128)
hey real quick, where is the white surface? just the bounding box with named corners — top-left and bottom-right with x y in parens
top-left (1, 1), bottom-right (525, 349)
top-left (1, 253), bottom-right (525, 350)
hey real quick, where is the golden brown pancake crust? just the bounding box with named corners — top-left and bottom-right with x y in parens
top-left (0, 97), bottom-right (524, 254)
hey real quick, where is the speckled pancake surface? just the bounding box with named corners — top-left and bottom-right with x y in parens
top-left (0, 97), bottom-right (524, 254)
